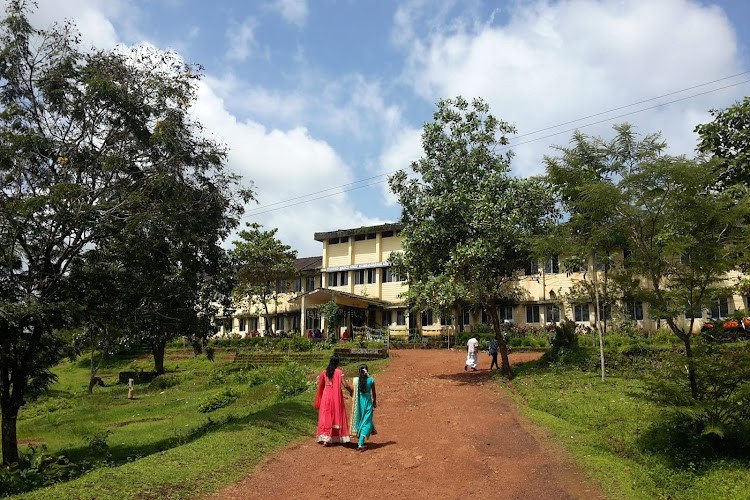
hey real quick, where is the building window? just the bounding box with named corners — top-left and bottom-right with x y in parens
top-left (602, 304), bottom-right (612, 321)
top-left (291, 315), bottom-right (300, 330)
top-left (396, 310), bottom-right (406, 326)
top-left (684, 303), bottom-right (702, 320)
top-left (680, 253), bottom-right (691, 265)
top-left (329, 237), bottom-right (339, 245)
top-left (383, 310), bottom-right (392, 325)
top-left (626, 302), bottom-right (644, 321)
top-left (327, 272), bottom-right (338, 287)
top-left (355, 268), bottom-right (377, 285)
top-left (573, 304), bottom-right (590, 322)
top-left (525, 259), bottom-right (539, 276)
top-left (544, 255), bottom-right (560, 274)
top-left (382, 267), bottom-right (402, 282)
top-left (545, 304), bottom-right (560, 323)
top-left (462, 308), bottom-right (470, 325)
top-left (526, 305), bottom-right (540, 323)
top-left (276, 317), bottom-right (285, 331)
top-left (305, 276), bottom-right (316, 291)
top-left (440, 314), bottom-right (450, 326)
top-left (354, 270), bottom-right (363, 285)
top-left (354, 233), bottom-right (366, 241)
top-left (293, 278), bottom-right (302, 292)
top-left (277, 280), bottom-right (287, 293)
top-left (710, 297), bottom-right (729, 319)
top-left (366, 232), bottom-right (376, 240)
top-left (239, 318), bottom-right (246, 332)
top-left (421, 310), bottom-right (433, 327)
top-left (480, 308), bottom-right (490, 325)
top-left (595, 253), bottom-right (611, 272)
top-left (499, 305), bottom-right (513, 322)
top-left (339, 271), bottom-right (348, 285)
top-left (382, 230), bottom-right (394, 238)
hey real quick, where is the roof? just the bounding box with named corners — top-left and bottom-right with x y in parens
top-left (295, 256), bottom-right (322, 272)
top-left (288, 288), bottom-right (386, 308)
top-left (314, 222), bottom-right (404, 242)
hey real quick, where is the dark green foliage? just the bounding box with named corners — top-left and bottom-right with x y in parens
top-left (551, 319), bottom-right (578, 349)
top-left (148, 373), bottom-right (184, 391)
top-left (643, 343), bottom-right (750, 453)
top-left (198, 389), bottom-right (239, 413)
top-left (205, 346), bottom-right (215, 362)
top-left (0, 449), bottom-right (92, 496)
top-left (82, 430), bottom-right (111, 457)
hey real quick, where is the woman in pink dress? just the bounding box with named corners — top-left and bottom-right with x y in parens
top-left (314, 355), bottom-right (354, 445)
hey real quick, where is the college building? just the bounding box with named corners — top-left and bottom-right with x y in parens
top-left (220, 223), bottom-right (749, 338)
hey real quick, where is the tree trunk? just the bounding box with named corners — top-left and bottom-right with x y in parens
top-left (683, 336), bottom-right (699, 400)
top-left (152, 340), bottom-right (166, 375)
top-left (488, 302), bottom-right (514, 379)
top-left (1, 406), bottom-right (19, 465)
top-left (591, 251), bottom-right (605, 381)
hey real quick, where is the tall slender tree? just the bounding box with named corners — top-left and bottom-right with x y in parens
top-left (389, 97), bottom-right (556, 378)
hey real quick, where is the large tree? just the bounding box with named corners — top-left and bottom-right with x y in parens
top-left (389, 97), bottom-right (556, 378)
top-left (231, 223), bottom-right (298, 335)
top-left (695, 96), bottom-right (750, 189)
top-left (0, 1), bottom-right (246, 463)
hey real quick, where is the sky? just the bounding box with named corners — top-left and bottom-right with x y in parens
top-left (27, 0), bottom-right (750, 256)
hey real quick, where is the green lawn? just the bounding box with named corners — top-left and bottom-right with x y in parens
top-left (7, 348), bottom-right (387, 499)
top-left (508, 361), bottom-right (750, 500)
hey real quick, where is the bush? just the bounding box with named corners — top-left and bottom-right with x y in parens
top-left (83, 430), bottom-right (111, 457)
top-left (272, 362), bottom-right (314, 398)
top-left (643, 343), bottom-right (750, 453)
top-left (198, 388), bottom-right (239, 413)
top-left (0, 446), bottom-right (93, 496)
top-left (149, 373), bottom-right (183, 390)
top-left (551, 319), bottom-right (578, 349)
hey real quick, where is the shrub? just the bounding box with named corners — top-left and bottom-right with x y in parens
top-left (643, 343), bottom-right (750, 453)
top-left (205, 346), bottom-right (215, 361)
top-left (273, 362), bottom-right (314, 398)
top-left (198, 388), bottom-right (239, 413)
top-left (82, 430), bottom-right (111, 457)
top-left (149, 373), bottom-right (183, 390)
top-left (551, 319), bottom-right (578, 349)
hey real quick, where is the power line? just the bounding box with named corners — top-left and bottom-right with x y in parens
top-left (241, 73), bottom-right (750, 218)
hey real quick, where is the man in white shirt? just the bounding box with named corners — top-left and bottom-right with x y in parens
top-left (465, 335), bottom-right (479, 371)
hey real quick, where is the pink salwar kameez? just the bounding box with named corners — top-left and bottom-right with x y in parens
top-left (314, 368), bottom-right (351, 444)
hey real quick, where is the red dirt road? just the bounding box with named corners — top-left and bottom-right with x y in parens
top-left (210, 350), bottom-right (605, 500)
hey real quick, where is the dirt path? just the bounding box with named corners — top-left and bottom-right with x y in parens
top-left (210, 350), bottom-right (605, 500)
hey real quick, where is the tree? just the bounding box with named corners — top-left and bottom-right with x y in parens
top-left (389, 97), bottom-right (556, 378)
top-left (695, 96), bottom-right (750, 189)
top-left (231, 223), bottom-right (298, 335)
top-left (545, 124), bottom-right (660, 379)
top-left (0, 2), bottom-right (247, 463)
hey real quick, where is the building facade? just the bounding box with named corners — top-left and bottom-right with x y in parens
top-left (221, 223), bottom-right (749, 338)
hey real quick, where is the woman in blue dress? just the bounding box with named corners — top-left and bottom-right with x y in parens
top-left (351, 364), bottom-right (377, 451)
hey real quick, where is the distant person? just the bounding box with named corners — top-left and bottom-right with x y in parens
top-left (465, 335), bottom-right (479, 371)
top-left (342, 328), bottom-right (351, 340)
top-left (314, 355), bottom-right (354, 445)
top-left (489, 337), bottom-right (499, 370)
top-left (313, 328), bottom-right (322, 340)
top-left (351, 364), bottom-right (377, 452)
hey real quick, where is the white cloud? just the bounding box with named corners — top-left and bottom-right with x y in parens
top-left (378, 127), bottom-right (423, 206)
top-left (271, 0), bottom-right (308, 28)
top-left (225, 17), bottom-right (257, 61)
top-left (32, 0), bottom-right (131, 49)
top-left (192, 81), bottom-right (380, 254)
top-left (396, 0), bottom-right (746, 176)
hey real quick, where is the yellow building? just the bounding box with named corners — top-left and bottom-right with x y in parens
top-left (222, 223), bottom-right (749, 338)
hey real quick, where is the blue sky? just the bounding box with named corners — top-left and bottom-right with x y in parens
top-left (30, 0), bottom-right (750, 255)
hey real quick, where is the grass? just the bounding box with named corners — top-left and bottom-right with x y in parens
top-left (508, 358), bottom-right (750, 500)
top-left (8, 347), bottom-right (388, 499)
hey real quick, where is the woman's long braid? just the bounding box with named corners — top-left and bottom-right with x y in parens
top-left (326, 355), bottom-right (340, 380)
top-left (358, 364), bottom-right (368, 394)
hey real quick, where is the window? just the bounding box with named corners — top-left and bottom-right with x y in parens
top-left (328, 237), bottom-right (339, 245)
top-left (526, 305), bottom-right (540, 323)
top-left (524, 259), bottom-right (539, 276)
top-left (327, 272), bottom-right (338, 287)
top-left (354, 233), bottom-right (366, 241)
top-left (293, 278), bottom-right (302, 292)
top-left (339, 271), bottom-right (348, 286)
top-left (382, 230), bottom-right (394, 238)
top-left (276, 317), bottom-right (285, 331)
top-left (499, 305), bottom-right (514, 322)
top-left (684, 303), bottom-right (702, 320)
top-left (239, 318), bottom-right (246, 332)
top-left (305, 276), bottom-right (316, 291)
top-left (481, 308), bottom-right (490, 325)
top-left (680, 253), bottom-right (691, 265)
top-left (421, 310), bottom-right (433, 326)
top-left (291, 315), bottom-right (300, 330)
top-left (545, 304), bottom-right (560, 323)
top-left (382, 267), bottom-right (402, 282)
top-left (249, 318), bottom-right (258, 331)
top-left (626, 302), bottom-right (644, 321)
top-left (354, 269), bottom-right (376, 285)
top-left (710, 297), bottom-right (729, 319)
top-left (573, 304), bottom-right (590, 322)
top-left (277, 280), bottom-right (287, 293)
top-left (383, 310), bottom-right (392, 325)
top-left (602, 304), bottom-right (612, 321)
top-left (544, 255), bottom-right (560, 274)
top-left (440, 314), bottom-right (450, 326)
top-left (462, 308), bottom-right (471, 325)
top-left (366, 232), bottom-right (376, 240)
top-left (396, 310), bottom-right (406, 326)
top-left (595, 253), bottom-right (611, 272)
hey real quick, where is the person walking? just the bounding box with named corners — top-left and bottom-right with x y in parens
top-left (489, 337), bottom-right (499, 370)
top-left (314, 355), bottom-right (354, 445)
top-left (465, 335), bottom-right (479, 371)
top-left (351, 364), bottom-right (377, 452)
